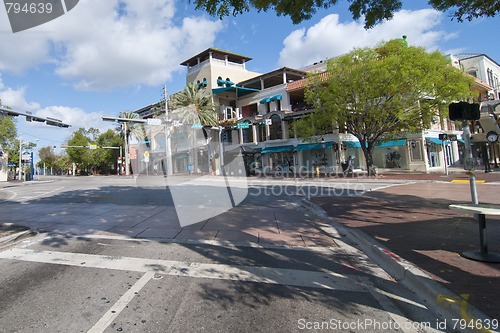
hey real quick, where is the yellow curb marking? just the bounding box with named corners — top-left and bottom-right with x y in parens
top-left (451, 180), bottom-right (486, 183)
top-left (436, 293), bottom-right (495, 333)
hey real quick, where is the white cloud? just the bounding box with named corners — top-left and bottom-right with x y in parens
top-left (278, 9), bottom-right (454, 69)
top-left (0, 0), bottom-right (223, 90)
top-left (0, 85), bottom-right (40, 111)
top-left (0, 80), bottom-right (113, 145)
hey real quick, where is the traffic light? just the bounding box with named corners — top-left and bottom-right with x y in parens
top-left (449, 102), bottom-right (480, 121)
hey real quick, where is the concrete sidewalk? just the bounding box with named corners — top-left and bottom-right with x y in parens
top-left (311, 180), bottom-right (500, 323)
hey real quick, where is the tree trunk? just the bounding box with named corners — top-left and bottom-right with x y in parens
top-left (361, 145), bottom-right (376, 176)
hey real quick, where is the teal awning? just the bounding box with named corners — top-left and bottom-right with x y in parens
top-left (260, 97), bottom-right (271, 104)
top-left (376, 139), bottom-right (407, 148)
top-left (175, 153), bottom-right (189, 160)
top-left (295, 142), bottom-right (333, 151)
top-left (426, 137), bottom-right (443, 145)
top-left (343, 141), bottom-right (361, 148)
top-left (261, 145), bottom-right (294, 154)
top-left (270, 94), bottom-right (282, 101)
top-left (212, 86), bottom-right (260, 97)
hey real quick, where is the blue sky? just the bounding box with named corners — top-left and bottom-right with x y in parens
top-left (0, 0), bottom-right (498, 160)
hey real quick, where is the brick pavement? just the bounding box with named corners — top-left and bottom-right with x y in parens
top-left (311, 179), bottom-right (500, 320)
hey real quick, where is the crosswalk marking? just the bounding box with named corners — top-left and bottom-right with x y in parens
top-left (0, 248), bottom-right (365, 292)
top-left (87, 271), bottom-right (155, 333)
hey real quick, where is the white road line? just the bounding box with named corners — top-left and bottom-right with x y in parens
top-left (15, 186), bottom-right (65, 202)
top-left (87, 271), bottom-right (154, 333)
top-left (0, 189), bottom-right (17, 201)
top-left (0, 248), bottom-right (364, 292)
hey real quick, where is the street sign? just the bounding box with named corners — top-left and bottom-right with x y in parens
top-left (144, 151), bottom-right (150, 157)
top-left (191, 123), bottom-right (203, 129)
top-left (21, 153), bottom-right (31, 161)
top-left (147, 118), bottom-right (162, 126)
top-left (265, 119), bottom-right (272, 125)
top-left (237, 122), bottom-right (250, 129)
top-left (89, 144), bottom-right (97, 150)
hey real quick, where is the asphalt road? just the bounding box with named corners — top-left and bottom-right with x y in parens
top-left (0, 176), bottom-right (449, 332)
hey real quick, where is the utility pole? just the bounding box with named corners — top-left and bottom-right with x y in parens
top-left (463, 123), bottom-right (479, 204)
top-left (164, 85), bottom-right (173, 176)
top-left (18, 134), bottom-right (22, 181)
top-left (124, 122), bottom-right (130, 176)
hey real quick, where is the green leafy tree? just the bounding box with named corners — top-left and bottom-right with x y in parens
top-left (38, 146), bottom-right (57, 172)
top-left (191, 0), bottom-right (498, 28)
top-left (0, 115), bottom-right (17, 149)
top-left (95, 129), bottom-right (123, 174)
top-left (53, 154), bottom-right (72, 175)
top-left (66, 128), bottom-right (95, 174)
top-left (301, 39), bottom-right (473, 175)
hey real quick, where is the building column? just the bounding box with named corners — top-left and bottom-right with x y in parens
top-left (252, 125), bottom-right (258, 145)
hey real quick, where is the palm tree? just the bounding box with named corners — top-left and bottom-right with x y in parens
top-left (117, 111), bottom-right (147, 175)
top-left (169, 83), bottom-right (218, 173)
top-left (169, 83), bottom-right (218, 126)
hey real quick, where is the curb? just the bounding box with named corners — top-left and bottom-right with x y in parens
top-left (301, 198), bottom-right (497, 333)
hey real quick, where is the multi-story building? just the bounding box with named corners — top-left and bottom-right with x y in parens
top-left (450, 53), bottom-right (500, 100)
top-left (449, 54), bottom-right (500, 169)
top-left (132, 48), bottom-right (499, 176)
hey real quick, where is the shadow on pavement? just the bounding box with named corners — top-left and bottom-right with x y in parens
top-left (0, 181), bottom-right (445, 329)
top-left (311, 188), bottom-right (500, 320)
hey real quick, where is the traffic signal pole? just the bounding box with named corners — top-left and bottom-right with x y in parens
top-left (449, 101), bottom-right (480, 205)
top-left (462, 122), bottom-right (479, 205)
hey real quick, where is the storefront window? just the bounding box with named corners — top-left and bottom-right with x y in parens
top-left (426, 142), bottom-right (440, 167)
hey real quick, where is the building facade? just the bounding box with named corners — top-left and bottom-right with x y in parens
top-left (132, 48), bottom-right (500, 176)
